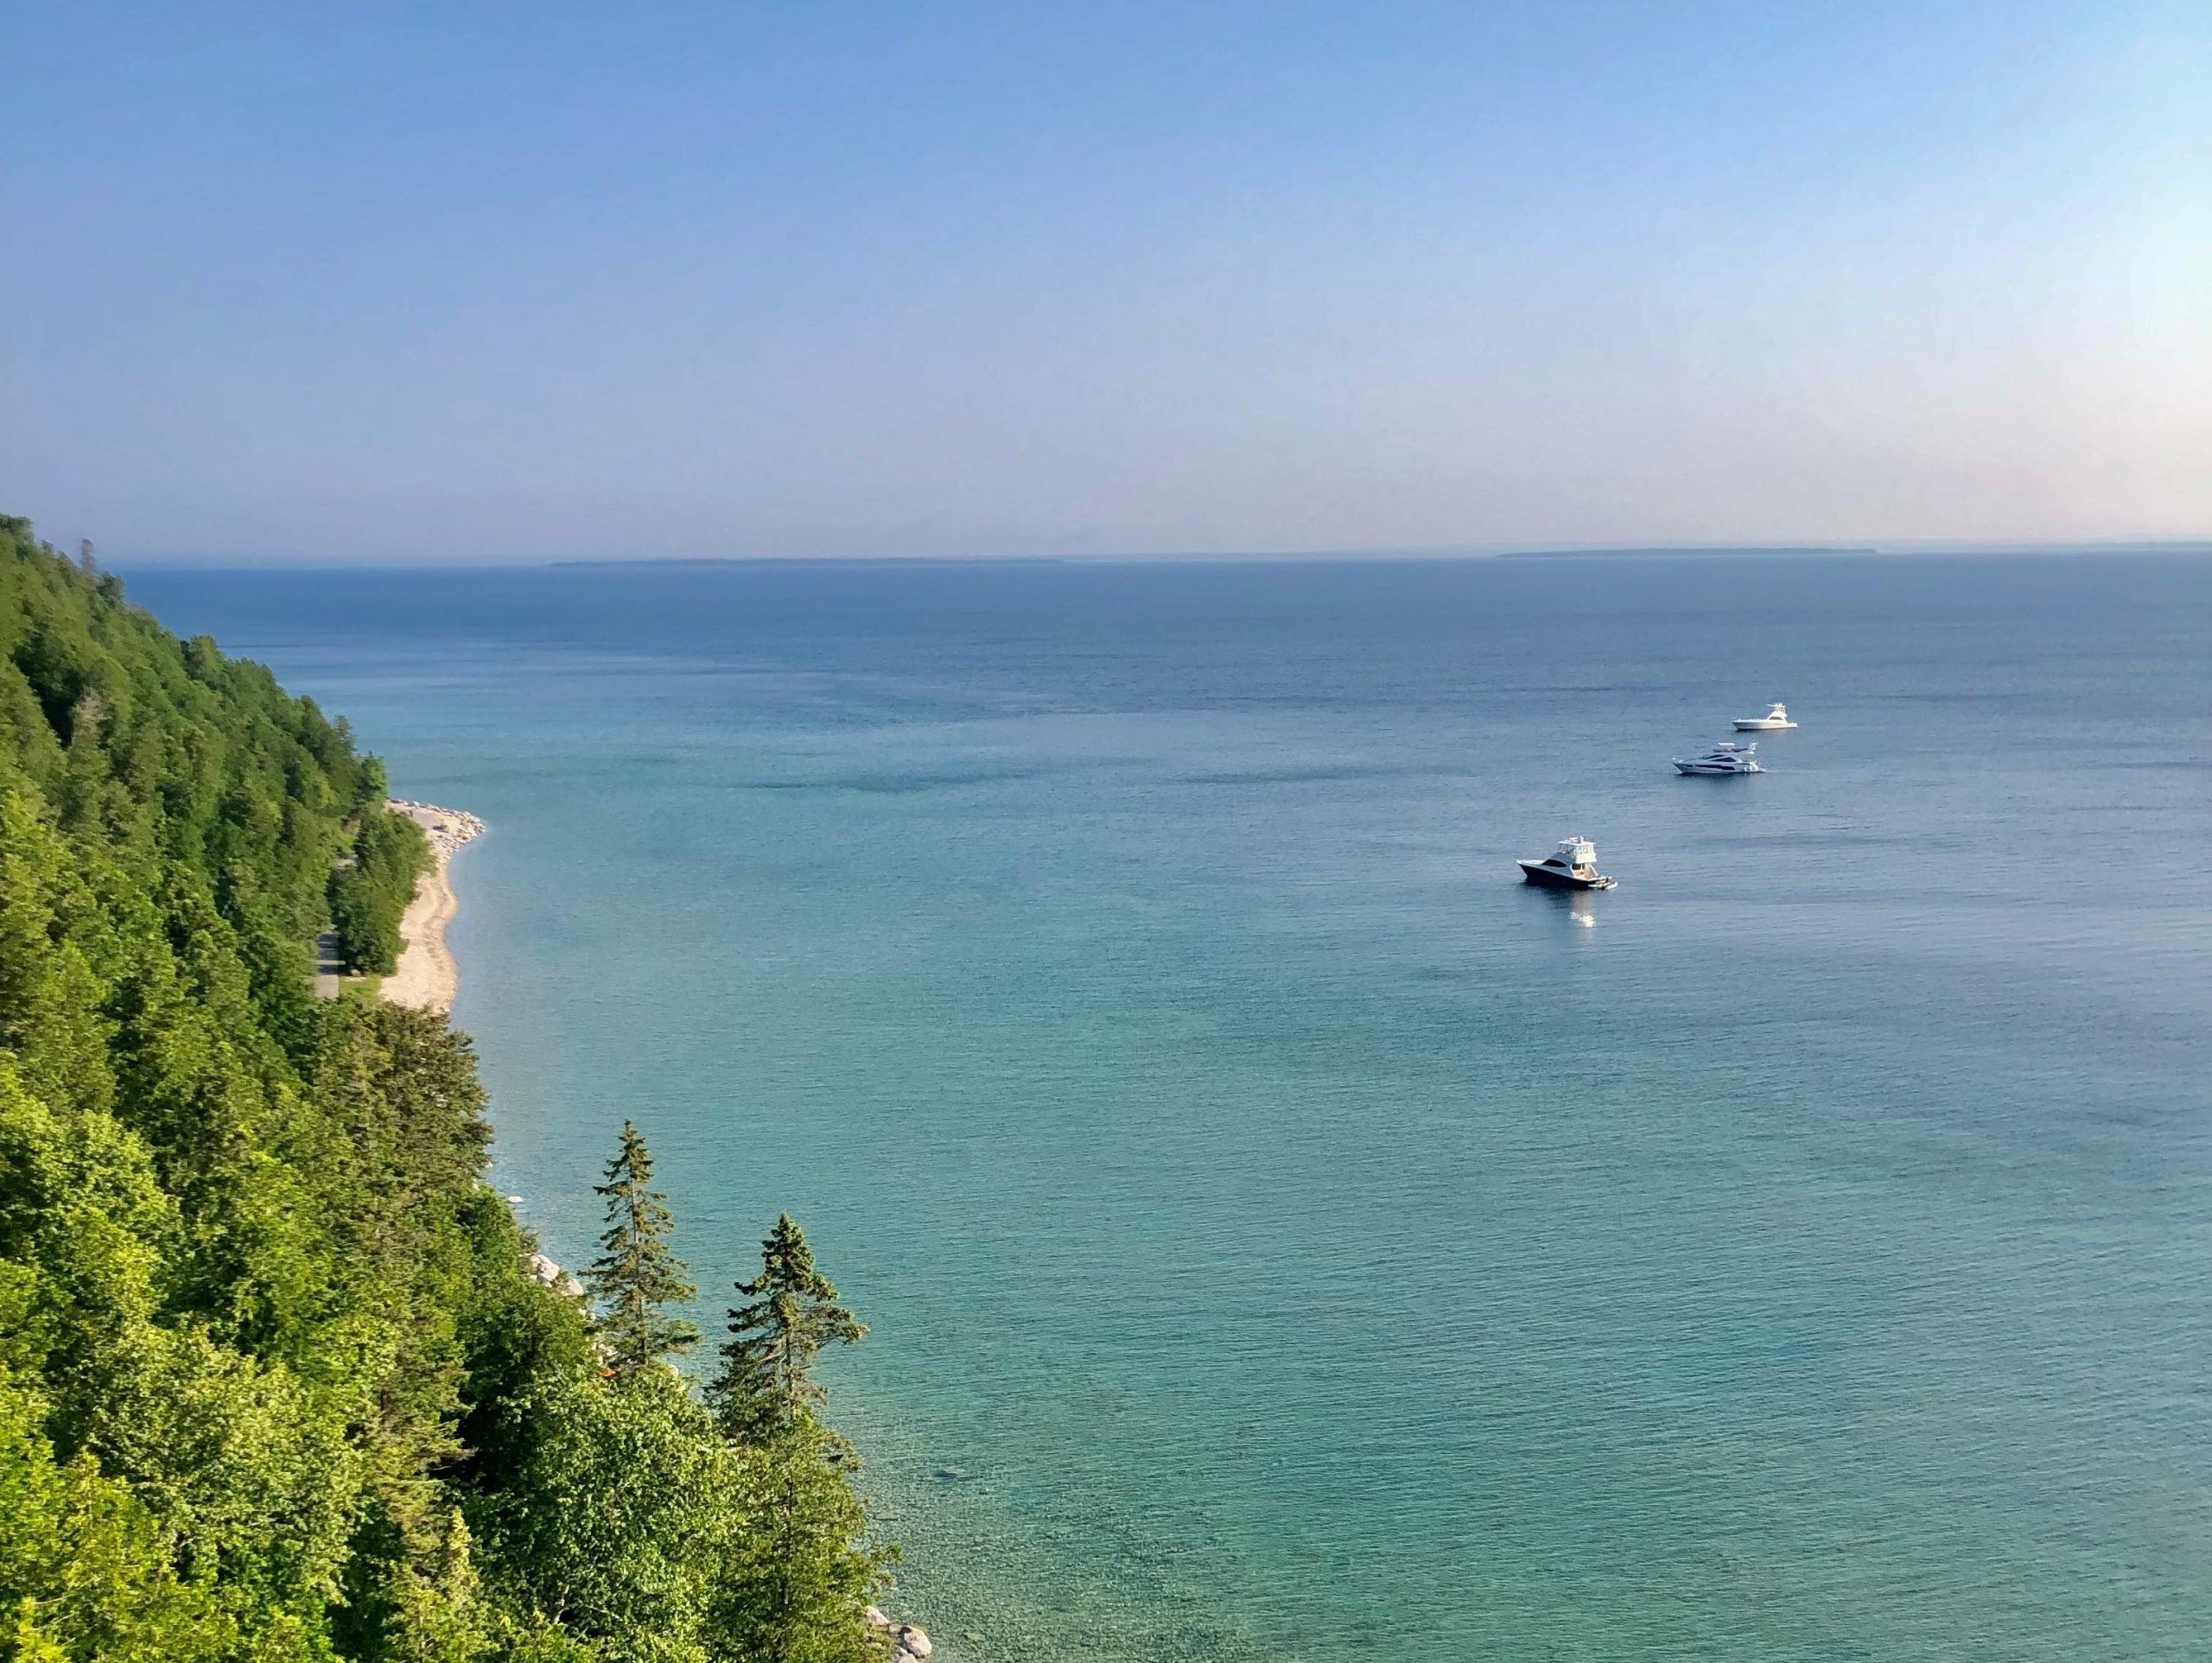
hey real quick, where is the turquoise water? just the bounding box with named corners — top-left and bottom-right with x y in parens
top-left (134, 555), bottom-right (2212, 1660)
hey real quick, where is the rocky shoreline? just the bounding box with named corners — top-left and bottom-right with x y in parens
top-left (391, 798), bottom-right (486, 862)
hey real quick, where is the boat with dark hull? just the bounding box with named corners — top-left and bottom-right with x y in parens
top-left (1674, 740), bottom-right (1761, 775)
top-left (1517, 835), bottom-right (1617, 891)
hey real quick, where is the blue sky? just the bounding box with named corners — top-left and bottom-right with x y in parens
top-left (4, 1), bottom-right (2206, 562)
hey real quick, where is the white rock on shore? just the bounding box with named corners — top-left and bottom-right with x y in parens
top-left (865, 1609), bottom-right (934, 1660)
top-left (389, 798), bottom-right (485, 862)
top-left (524, 1251), bottom-right (584, 1300)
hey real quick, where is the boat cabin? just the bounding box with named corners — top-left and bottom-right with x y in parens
top-left (1553, 836), bottom-right (1599, 874)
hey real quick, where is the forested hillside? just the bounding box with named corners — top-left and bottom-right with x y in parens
top-left (0, 518), bottom-right (888, 1662)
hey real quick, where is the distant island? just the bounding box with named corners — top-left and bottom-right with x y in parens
top-left (550, 555), bottom-right (1076, 568)
top-left (554, 545), bottom-right (1888, 568)
top-left (1495, 544), bottom-right (1878, 560)
top-left (532, 543), bottom-right (2212, 569)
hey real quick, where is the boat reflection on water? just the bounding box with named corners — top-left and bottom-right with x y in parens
top-left (1532, 885), bottom-right (1600, 929)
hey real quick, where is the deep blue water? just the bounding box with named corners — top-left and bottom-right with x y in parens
top-left (130, 554), bottom-right (2212, 1661)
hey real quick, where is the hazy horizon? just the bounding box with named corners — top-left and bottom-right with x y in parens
top-left (68, 538), bottom-right (2212, 574)
top-left (7, 2), bottom-right (2208, 564)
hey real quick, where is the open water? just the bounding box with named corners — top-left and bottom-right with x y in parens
top-left (131, 553), bottom-right (2212, 1661)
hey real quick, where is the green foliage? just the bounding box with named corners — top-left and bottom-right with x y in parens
top-left (709, 1216), bottom-right (863, 1448)
top-left (0, 517), bottom-right (891, 1663)
top-left (0, 1366), bottom-right (237, 1662)
top-left (709, 1417), bottom-right (888, 1663)
top-left (707, 1220), bottom-right (886, 1663)
top-left (585, 1123), bottom-right (699, 1377)
top-left (330, 810), bottom-right (431, 975)
top-left (472, 1368), bottom-right (734, 1663)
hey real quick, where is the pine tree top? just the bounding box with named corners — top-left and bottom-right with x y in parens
top-left (709, 1214), bottom-right (864, 1444)
top-left (583, 1120), bottom-right (698, 1374)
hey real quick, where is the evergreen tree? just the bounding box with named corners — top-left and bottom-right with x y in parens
top-left (708, 1216), bottom-right (862, 1446)
top-left (705, 1219), bottom-right (882, 1663)
top-left (584, 1122), bottom-right (698, 1375)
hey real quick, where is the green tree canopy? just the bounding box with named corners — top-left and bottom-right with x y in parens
top-left (708, 1415), bottom-right (884, 1663)
top-left (0, 516), bottom-right (891, 1662)
top-left (708, 1216), bottom-right (863, 1448)
top-left (585, 1121), bottom-right (700, 1377)
top-left (328, 811), bottom-right (431, 976)
top-left (705, 1220), bottom-right (883, 1663)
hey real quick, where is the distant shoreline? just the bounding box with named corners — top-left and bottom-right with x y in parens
top-left (380, 801), bottom-right (484, 1014)
top-left (111, 539), bottom-right (2212, 574)
top-left (540, 542), bottom-right (2212, 569)
top-left (547, 546), bottom-right (1885, 568)
top-left (1493, 544), bottom-right (1876, 560)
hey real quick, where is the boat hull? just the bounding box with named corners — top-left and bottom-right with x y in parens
top-left (1674, 761), bottom-right (1758, 774)
top-left (1518, 860), bottom-right (1613, 890)
top-left (1732, 720), bottom-right (1795, 730)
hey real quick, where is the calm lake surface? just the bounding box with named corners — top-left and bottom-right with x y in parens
top-left (130, 554), bottom-right (2212, 1661)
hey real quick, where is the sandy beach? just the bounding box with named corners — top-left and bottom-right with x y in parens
top-left (379, 800), bottom-right (483, 1013)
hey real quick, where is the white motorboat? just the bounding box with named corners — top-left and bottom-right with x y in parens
top-left (1732, 702), bottom-right (1797, 731)
top-left (1517, 835), bottom-right (1617, 890)
top-left (1674, 740), bottom-right (1761, 775)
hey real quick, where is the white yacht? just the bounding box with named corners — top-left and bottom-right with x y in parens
top-left (1517, 835), bottom-right (1617, 890)
top-left (1674, 740), bottom-right (1761, 775)
top-left (1733, 702), bottom-right (1797, 731)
